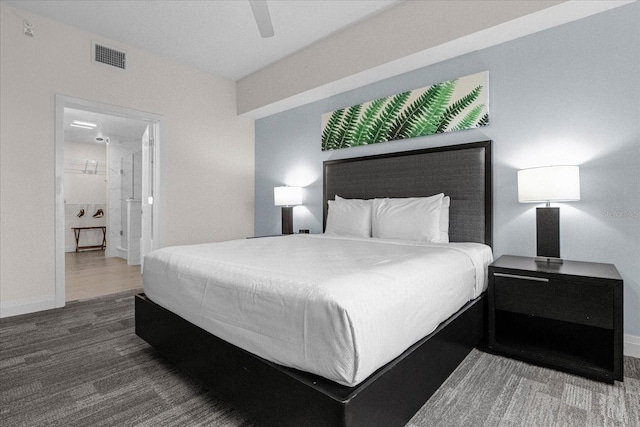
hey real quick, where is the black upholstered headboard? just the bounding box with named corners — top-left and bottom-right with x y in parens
top-left (323, 140), bottom-right (492, 246)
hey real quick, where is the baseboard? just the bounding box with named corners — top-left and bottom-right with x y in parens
top-left (0, 295), bottom-right (57, 318)
top-left (625, 334), bottom-right (640, 359)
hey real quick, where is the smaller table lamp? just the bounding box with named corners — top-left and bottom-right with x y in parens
top-left (274, 186), bottom-right (302, 235)
top-left (518, 165), bottom-right (580, 264)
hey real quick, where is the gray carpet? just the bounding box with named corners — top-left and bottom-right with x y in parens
top-left (1, 291), bottom-right (638, 427)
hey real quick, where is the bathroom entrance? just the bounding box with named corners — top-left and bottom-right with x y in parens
top-left (55, 95), bottom-right (163, 305)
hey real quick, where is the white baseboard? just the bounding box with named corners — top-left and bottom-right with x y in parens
top-left (625, 334), bottom-right (640, 359)
top-left (0, 295), bottom-right (57, 318)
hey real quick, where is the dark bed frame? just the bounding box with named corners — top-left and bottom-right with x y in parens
top-left (135, 140), bottom-right (492, 427)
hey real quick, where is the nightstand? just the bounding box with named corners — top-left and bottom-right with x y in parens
top-left (488, 255), bottom-right (623, 383)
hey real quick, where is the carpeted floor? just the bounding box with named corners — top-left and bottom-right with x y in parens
top-left (1, 291), bottom-right (638, 426)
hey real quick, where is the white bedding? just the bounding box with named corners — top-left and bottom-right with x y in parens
top-left (143, 234), bottom-right (493, 387)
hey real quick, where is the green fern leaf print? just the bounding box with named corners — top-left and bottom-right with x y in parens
top-left (368, 91), bottom-right (411, 143)
top-left (435, 85), bottom-right (482, 133)
top-left (352, 97), bottom-right (387, 146)
top-left (320, 71), bottom-right (489, 151)
top-left (335, 104), bottom-right (362, 149)
top-left (321, 108), bottom-right (345, 150)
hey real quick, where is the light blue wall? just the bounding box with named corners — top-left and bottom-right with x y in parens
top-left (255, 4), bottom-right (640, 337)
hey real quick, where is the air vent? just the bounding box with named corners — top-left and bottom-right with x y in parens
top-left (92, 42), bottom-right (126, 70)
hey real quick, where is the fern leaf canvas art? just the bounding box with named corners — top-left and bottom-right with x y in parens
top-left (321, 71), bottom-right (489, 151)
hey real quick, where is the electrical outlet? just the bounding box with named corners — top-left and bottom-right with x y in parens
top-left (23, 20), bottom-right (34, 37)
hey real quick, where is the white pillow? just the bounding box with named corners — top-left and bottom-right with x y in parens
top-left (439, 196), bottom-right (450, 243)
top-left (325, 196), bottom-right (372, 237)
top-left (372, 193), bottom-right (444, 242)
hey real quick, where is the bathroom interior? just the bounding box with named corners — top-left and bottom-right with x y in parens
top-left (64, 138), bottom-right (143, 264)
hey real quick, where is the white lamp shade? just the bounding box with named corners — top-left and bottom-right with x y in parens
top-left (518, 165), bottom-right (580, 203)
top-left (274, 186), bottom-right (302, 206)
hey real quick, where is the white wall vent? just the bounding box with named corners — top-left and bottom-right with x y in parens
top-left (92, 42), bottom-right (127, 70)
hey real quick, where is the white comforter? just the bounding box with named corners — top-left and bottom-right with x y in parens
top-left (143, 234), bottom-right (492, 386)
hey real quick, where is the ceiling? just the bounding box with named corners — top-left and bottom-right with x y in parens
top-left (4, 0), bottom-right (401, 81)
top-left (64, 108), bottom-right (149, 146)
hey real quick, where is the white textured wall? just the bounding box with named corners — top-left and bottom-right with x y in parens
top-left (63, 142), bottom-right (107, 204)
top-left (0, 4), bottom-right (254, 314)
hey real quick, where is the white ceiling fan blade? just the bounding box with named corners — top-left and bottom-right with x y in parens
top-left (249, 0), bottom-right (274, 38)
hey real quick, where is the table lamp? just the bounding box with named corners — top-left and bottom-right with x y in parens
top-left (274, 186), bottom-right (302, 234)
top-left (517, 165), bottom-right (580, 263)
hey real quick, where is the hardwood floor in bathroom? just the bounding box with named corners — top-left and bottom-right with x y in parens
top-left (65, 250), bottom-right (142, 302)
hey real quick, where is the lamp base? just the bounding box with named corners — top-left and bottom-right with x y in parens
top-left (536, 206), bottom-right (561, 259)
top-left (534, 256), bottom-right (564, 264)
top-left (281, 206), bottom-right (293, 235)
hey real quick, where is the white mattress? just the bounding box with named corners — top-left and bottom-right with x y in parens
top-left (143, 234), bottom-right (493, 387)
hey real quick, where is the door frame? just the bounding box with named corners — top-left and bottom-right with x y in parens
top-left (55, 95), bottom-right (164, 307)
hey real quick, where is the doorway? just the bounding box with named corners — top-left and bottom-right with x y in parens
top-left (55, 95), bottom-right (164, 307)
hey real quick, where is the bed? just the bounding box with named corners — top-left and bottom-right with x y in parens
top-left (135, 140), bottom-right (493, 426)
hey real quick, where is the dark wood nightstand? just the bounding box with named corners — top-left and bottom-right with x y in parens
top-left (488, 255), bottom-right (623, 383)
